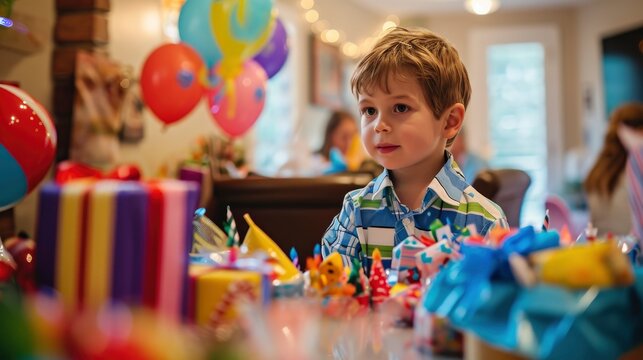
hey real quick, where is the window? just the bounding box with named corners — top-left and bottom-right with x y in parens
top-left (487, 43), bottom-right (547, 226)
top-left (468, 26), bottom-right (563, 227)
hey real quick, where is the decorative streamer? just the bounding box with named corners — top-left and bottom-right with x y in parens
top-left (542, 209), bottom-right (550, 232)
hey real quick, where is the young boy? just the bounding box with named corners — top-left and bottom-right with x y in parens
top-left (322, 27), bottom-right (508, 270)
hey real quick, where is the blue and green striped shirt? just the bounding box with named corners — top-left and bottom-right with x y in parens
top-left (321, 152), bottom-right (508, 271)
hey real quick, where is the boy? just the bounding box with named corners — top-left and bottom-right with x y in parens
top-left (322, 27), bottom-right (508, 270)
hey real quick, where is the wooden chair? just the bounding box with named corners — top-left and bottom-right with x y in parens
top-left (207, 174), bottom-right (373, 259)
top-left (472, 169), bottom-right (531, 228)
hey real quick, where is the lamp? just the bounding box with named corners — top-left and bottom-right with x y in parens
top-left (465, 0), bottom-right (500, 15)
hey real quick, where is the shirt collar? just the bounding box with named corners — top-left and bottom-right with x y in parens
top-left (371, 151), bottom-right (468, 207)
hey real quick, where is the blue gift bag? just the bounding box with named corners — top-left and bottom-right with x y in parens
top-left (422, 228), bottom-right (643, 360)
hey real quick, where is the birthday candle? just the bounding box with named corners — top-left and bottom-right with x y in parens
top-left (224, 205), bottom-right (239, 247)
top-left (313, 243), bottom-right (321, 266)
top-left (289, 247), bottom-right (299, 270)
top-left (542, 209), bottom-right (550, 232)
top-left (224, 205), bottom-right (239, 264)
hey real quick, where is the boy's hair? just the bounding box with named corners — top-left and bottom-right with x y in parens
top-left (351, 27), bottom-right (471, 146)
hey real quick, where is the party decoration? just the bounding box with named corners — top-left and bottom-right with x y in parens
top-left (209, 0), bottom-right (275, 78)
top-left (289, 247), bottom-right (299, 270)
top-left (391, 236), bottom-right (427, 284)
top-left (421, 228), bottom-right (643, 360)
top-left (140, 43), bottom-right (205, 126)
top-left (252, 17), bottom-right (289, 78)
top-left (4, 232), bottom-right (36, 293)
top-left (241, 214), bottom-right (299, 281)
top-left (178, 0), bottom-right (222, 69)
top-left (529, 239), bottom-right (634, 288)
top-left (0, 84), bottom-right (57, 211)
top-left (223, 205), bottom-right (239, 264)
top-left (35, 180), bottom-right (199, 319)
top-left (55, 161), bottom-right (141, 184)
top-left (0, 240), bottom-right (16, 282)
top-left (542, 208), bottom-right (550, 232)
top-left (369, 249), bottom-right (390, 305)
top-left (206, 60), bottom-right (267, 138)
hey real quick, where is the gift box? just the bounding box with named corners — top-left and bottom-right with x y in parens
top-left (35, 180), bottom-right (199, 321)
top-left (188, 265), bottom-right (271, 326)
top-left (420, 227), bottom-right (643, 360)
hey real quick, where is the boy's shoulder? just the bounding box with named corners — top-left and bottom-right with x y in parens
top-left (343, 171), bottom-right (391, 207)
top-left (459, 184), bottom-right (506, 222)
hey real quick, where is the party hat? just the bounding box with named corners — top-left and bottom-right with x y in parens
top-left (242, 214), bottom-right (299, 281)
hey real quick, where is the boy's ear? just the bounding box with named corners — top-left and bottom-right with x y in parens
top-left (442, 103), bottom-right (465, 139)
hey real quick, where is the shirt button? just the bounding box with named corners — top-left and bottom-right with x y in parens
top-left (403, 218), bottom-right (412, 226)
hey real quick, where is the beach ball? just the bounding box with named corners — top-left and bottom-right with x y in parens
top-left (0, 85), bottom-right (57, 211)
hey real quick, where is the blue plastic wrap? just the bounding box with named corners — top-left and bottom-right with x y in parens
top-left (422, 227), bottom-right (643, 359)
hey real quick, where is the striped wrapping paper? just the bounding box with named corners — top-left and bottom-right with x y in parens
top-left (625, 145), bottom-right (642, 242)
top-left (35, 179), bottom-right (199, 322)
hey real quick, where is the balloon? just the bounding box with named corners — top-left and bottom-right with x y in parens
top-left (253, 17), bottom-right (289, 78)
top-left (178, 0), bottom-right (222, 69)
top-left (210, 0), bottom-right (275, 78)
top-left (140, 43), bottom-right (205, 126)
top-left (0, 85), bottom-right (57, 211)
top-left (206, 60), bottom-right (267, 138)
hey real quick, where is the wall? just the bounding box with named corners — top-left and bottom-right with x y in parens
top-left (576, 0), bottom-right (643, 153)
top-left (407, 6), bottom-right (581, 154)
top-left (0, 0), bottom-right (55, 237)
top-left (110, 0), bottom-right (385, 176)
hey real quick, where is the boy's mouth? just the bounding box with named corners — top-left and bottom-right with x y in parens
top-left (375, 143), bottom-right (399, 154)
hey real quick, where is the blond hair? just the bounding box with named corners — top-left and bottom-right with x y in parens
top-left (350, 27), bottom-right (471, 146)
top-left (584, 102), bottom-right (643, 197)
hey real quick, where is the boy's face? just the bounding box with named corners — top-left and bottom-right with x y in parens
top-left (358, 72), bottom-right (450, 172)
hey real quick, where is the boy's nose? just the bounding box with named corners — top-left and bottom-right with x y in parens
top-left (374, 116), bottom-right (391, 133)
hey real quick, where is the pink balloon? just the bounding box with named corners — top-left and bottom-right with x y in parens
top-left (206, 60), bottom-right (267, 138)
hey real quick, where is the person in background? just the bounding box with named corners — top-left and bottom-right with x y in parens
top-left (584, 102), bottom-right (643, 236)
top-left (449, 127), bottom-right (489, 182)
top-left (316, 109), bottom-right (359, 162)
top-left (322, 27), bottom-right (507, 270)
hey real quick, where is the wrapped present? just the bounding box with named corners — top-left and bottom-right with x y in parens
top-left (391, 236), bottom-right (428, 284)
top-left (188, 266), bottom-right (271, 327)
top-left (415, 239), bottom-right (460, 279)
top-left (35, 180), bottom-right (198, 321)
top-left (420, 226), bottom-right (643, 360)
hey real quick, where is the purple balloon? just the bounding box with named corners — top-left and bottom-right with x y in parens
top-left (253, 17), bottom-right (289, 78)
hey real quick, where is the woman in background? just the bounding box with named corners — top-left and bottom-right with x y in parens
top-left (584, 102), bottom-right (643, 235)
top-left (317, 109), bottom-right (359, 162)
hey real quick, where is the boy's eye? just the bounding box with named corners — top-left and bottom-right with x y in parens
top-left (393, 104), bottom-right (409, 113)
top-left (362, 107), bottom-right (377, 116)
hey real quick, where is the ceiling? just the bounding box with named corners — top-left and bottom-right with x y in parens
top-left (349, 0), bottom-right (594, 16)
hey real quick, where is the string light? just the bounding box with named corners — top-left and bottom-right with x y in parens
top-left (298, 2), bottom-right (399, 59)
top-left (300, 0), bottom-right (314, 10)
top-left (304, 9), bottom-right (319, 23)
top-left (464, 0), bottom-right (500, 15)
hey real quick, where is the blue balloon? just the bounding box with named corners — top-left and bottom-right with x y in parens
top-left (178, 0), bottom-right (222, 69)
top-left (230, 0), bottom-right (273, 42)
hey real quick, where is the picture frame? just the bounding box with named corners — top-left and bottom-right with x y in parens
top-left (310, 34), bottom-right (343, 108)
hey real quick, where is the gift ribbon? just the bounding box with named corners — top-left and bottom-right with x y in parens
top-left (55, 161), bottom-right (142, 184)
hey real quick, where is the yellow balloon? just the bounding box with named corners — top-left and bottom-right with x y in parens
top-left (210, 0), bottom-right (276, 79)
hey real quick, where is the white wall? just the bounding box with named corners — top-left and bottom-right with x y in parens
top-left (407, 7), bottom-right (581, 153)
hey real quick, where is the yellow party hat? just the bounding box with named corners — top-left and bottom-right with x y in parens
top-left (242, 214), bottom-right (300, 281)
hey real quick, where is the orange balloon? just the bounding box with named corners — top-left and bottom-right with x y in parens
top-left (140, 43), bottom-right (205, 126)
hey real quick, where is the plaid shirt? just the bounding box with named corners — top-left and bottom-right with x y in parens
top-left (321, 152), bottom-right (508, 271)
